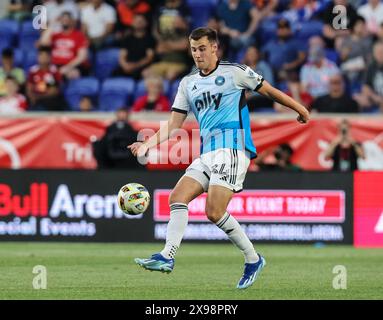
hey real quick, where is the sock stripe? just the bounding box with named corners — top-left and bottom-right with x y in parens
top-left (170, 203), bottom-right (188, 211)
top-left (230, 149), bottom-right (234, 184)
top-left (217, 213), bottom-right (231, 228)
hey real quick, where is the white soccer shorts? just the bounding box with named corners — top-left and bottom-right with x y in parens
top-left (184, 148), bottom-right (250, 193)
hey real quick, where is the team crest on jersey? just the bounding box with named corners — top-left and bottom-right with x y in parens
top-left (247, 69), bottom-right (257, 78)
top-left (215, 76), bottom-right (225, 86)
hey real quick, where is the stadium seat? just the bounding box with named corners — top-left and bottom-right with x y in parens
top-left (64, 77), bottom-right (100, 111)
top-left (187, 0), bottom-right (215, 29)
top-left (23, 50), bottom-right (38, 72)
top-left (325, 49), bottom-right (339, 64)
top-left (13, 49), bottom-right (24, 67)
top-left (98, 77), bottom-right (135, 111)
top-left (296, 20), bottom-right (324, 41)
top-left (259, 16), bottom-right (280, 45)
top-left (134, 78), bottom-right (170, 101)
top-left (0, 19), bottom-right (19, 48)
top-left (18, 20), bottom-right (40, 51)
top-left (94, 48), bottom-right (120, 80)
top-left (0, 38), bottom-right (12, 51)
top-left (169, 79), bottom-right (181, 102)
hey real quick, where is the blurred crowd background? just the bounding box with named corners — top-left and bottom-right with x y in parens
top-left (0, 0), bottom-right (382, 115)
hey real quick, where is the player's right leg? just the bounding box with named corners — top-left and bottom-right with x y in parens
top-left (134, 175), bottom-right (205, 273)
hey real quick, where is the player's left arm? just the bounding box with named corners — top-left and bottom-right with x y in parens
top-left (257, 80), bottom-right (310, 124)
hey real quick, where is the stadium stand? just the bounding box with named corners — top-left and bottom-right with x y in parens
top-left (99, 77), bottom-right (135, 111)
top-left (0, 0), bottom-right (381, 114)
top-left (64, 77), bottom-right (99, 111)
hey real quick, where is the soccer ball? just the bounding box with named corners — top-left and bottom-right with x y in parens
top-left (117, 183), bottom-right (150, 215)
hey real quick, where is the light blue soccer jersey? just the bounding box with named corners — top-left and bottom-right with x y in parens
top-left (171, 61), bottom-right (264, 159)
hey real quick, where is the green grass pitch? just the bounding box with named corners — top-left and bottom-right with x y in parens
top-left (0, 242), bottom-right (382, 300)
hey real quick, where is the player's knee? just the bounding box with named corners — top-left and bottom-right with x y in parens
top-left (168, 190), bottom-right (186, 206)
top-left (205, 205), bottom-right (224, 223)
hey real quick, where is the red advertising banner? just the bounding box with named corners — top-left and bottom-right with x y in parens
top-left (1, 116), bottom-right (383, 170)
top-left (354, 171), bottom-right (383, 248)
top-left (154, 189), bottom-right (345, 223)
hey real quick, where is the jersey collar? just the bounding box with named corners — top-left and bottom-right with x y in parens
top-left (199, 59), bottom-right (220, 77)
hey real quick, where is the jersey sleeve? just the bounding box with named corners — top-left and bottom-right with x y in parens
top-left (171, 78), bottom-right (190, 114)
top-left (233, 65), bottom-right (264, 91)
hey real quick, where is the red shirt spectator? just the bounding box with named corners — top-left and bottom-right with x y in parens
top-left (132, 76), bottom-right (170, 112)
top-left (38, 12), bottom-right (89, 79)
top-left (132, 95), bottom-right (170, 112)
top-left (51, 30), bottom-right (88, 67)
top-left (28, 65), bottom-right (62, 94)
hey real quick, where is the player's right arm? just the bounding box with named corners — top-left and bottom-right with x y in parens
top-left (128, 111), bottom-right (187, 157)
top-left (129, 78), bottom-right (189, 157)
top-left (258, 81), bottom-right (310, 123)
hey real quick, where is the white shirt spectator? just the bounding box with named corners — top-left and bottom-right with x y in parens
top-left (0, 94), bottom-right (27, 114)
top-left (357, 1), bottom-right (383, 34)
top-left (44, 0), bottom-right (80, 31)
top-left (300, 59), bottom-right (340, 98)
top-left (81, 2), bottom-right (116, 39)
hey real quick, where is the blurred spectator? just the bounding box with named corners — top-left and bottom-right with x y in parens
top-left (262, 18), bottom-right (306, 81)
top-left (0, 76), bottom-right (28, 115)
top-left (92, 107), bottom-right (142, 169)
top-left (243, 45), bottom-right (274, 86)
top-left (26, 46), bottom-right (68, 111)
top-left (132, 76), bottom-right (170, 112)
top-left (317, 0), bottom-right (358, 48)
top-left (338, 16), bottom-right (372, 85)
top-left (353, 41), bottom-right (383, 111)
top-left (300, 36), bottom-right (340, 98)
top-left (81, 0), bottom-right (117, 50)
top-left (357, 0), bottom-right (383, 35)
top-left (216, 0), bottom-right (259, 53)
top-left (44, 0), bottom-right (80, 31)
top-left (311, 74), bottom-right (359, 113)
top-left (375, 22), bottom-right (383, 43)
top-left (116, 0), bottom-right (151, 33)
top-left (242, 45), bottom-right (275, 110)
top-left (274, 80), bottom-right (313, 112)
top-left (113, 14), bottom-right (155, 80)
top-left (207, 16), bottom-right (230, 60)
top-left (154, 0), bottom-right (190, 39)
top-left (7, 0), bottom-right (37, 21)
top-left (251, 0), bottom-right (278, 20)
top-left (255, 143), bottom-right (303, 171)
top-left (324, 119), bottom-right (365, 171)
top-left (0, 48), bottom-right (25, 97)
top-left (78, 95), bottom-right (94, 111)
top-left (282, 0), bottom-right (321, 23)
top-left (144, 10), bottom-right (190, 81)
top-left (39, 11), bottom-right (90, 79)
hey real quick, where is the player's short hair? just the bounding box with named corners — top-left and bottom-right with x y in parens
top-left (189, 27), bottom-right (218, 43)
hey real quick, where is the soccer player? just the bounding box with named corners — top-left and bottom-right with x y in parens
top-left (129, 27), bottom-right (309, 289)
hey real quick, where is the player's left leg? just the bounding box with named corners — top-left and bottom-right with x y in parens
top-left (206, 185), bottom-right (266, 289)
top-left (206, 185), bottom-right (260, 263)
top-left (205, 148), bottom-right (266, 289)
